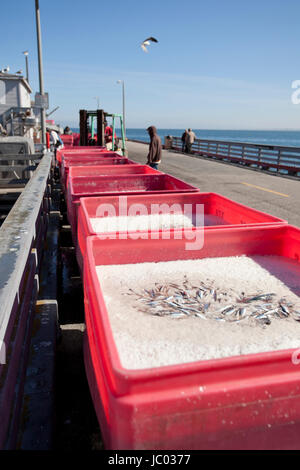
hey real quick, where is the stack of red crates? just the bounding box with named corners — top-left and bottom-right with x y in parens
top-left (58, 138), bottom-right (300, 451)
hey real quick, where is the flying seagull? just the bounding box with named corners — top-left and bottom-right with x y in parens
top-left (141, 36), bottom-right (158, 53)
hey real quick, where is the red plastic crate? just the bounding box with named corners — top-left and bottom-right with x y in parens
top-left (69, 164), bottom-right (161, 179)
top-left (66, 164), bottom-right (161, 190)
top-left (56, 146), bottom-right (108, 164)
top-left (59, 146), bottom-right (106, 152)
top-left (61, 153), bottom-right (125, 169)
top-left (76, 192), bottom-right (287, 272)
top-left (60, 134), bottom-right (74, 146)
top-left (62, 151), bottom-right (121, 158)
top-left (83, 225), bottom-right (300, 450)
top-left (66, 174), bottom-right (199, 244)
top-left (61, 157), bottom-right (137, 189)
top-left (60, 151), bottom-right (124, 173)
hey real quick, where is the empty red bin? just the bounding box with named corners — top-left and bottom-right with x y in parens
top-left (59, 146), bottom-right (106, 152)
top-left (56, 146), bottom-right (108, 164)
top-left (76, 192), bottom-right (287, 272)
top-left (61, 152), bottom-right (125, 167)
top-left (66, 174), bottom-right (199, 244)
top-left (67, 164), bottom-right (161, 190)
top-left (83, 225), bottom-right (300, 450)
top-left (60, 151), bottom-right (124, 173)
top-left (61, 157), bottom-right (137, 189)
top-left (69, 164), bottom-right (160, 178)
top-left (62, 151), bottom-right (121, 158)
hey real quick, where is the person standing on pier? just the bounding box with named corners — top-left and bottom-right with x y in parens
top-left (186, 128), bottom-right (196, 153)
top-left (63, 126), bottom-right (73, 135)
top-left (181, 129), bottom-right (188, 152)
top-left (146, 125), bottom-right (162, 170)
top-left (104, 122), bottom-right (119, 150)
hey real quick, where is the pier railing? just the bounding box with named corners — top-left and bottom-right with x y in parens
top-left (167, 136), bottom-right (300, 176)
top-left (0, 152), bottom-right (52, 448)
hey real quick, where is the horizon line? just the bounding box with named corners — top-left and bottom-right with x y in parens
top-left (66, 126), bottom-right (300, 132)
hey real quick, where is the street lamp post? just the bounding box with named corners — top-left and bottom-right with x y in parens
top-left (117, 80), bottom-right (126, 139)
top-left (22, 51), bottom-right (29, 83)
top-left (35, 0), bottom-right (46, 146)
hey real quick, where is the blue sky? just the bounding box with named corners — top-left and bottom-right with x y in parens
top-left (2, 0), bottom-right (300, 129)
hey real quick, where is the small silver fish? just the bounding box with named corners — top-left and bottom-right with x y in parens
top-left (280, 304), bottom-right (290, 315)
top-left (264, 309), bottom-right (278, 316)
top-left (180, 309), bottom-right (193, 316)
top-left (195, 313), bottom-right (207, 320)
top-left (224, 308), bottom-right (236, 316)
top-left (219, 305), bottom-right (234, 313)
top-left (236, 307), bottom-right (246, 319)
top-left (242, 293), bottom-right (276, 303)
top-left (179, 306), bottom-right (200, 313)
top-left (164, 301), bottom-right (181, 308)
top-left (255, 313), bottom-right (269, 319)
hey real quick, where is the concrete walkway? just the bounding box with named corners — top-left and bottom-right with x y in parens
top-left (126, 141), bottom-right (300, 227)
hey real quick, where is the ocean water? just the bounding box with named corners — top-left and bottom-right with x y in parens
top-left (125, 129), bottom-right (300, 147)
top-left (72, 128), bottom-right (300, 147)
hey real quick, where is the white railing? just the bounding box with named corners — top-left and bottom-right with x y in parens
top-left (168, 136), bottom-right (300, 176)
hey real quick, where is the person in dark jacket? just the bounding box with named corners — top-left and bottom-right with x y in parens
top-left (146, 126), bottom-right (162, 170)
top-left (181, 129), bottom-right (188, 152)
top-left (63, 126), bottom-right (73, 135)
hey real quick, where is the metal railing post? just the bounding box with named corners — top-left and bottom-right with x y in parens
top-left (35, 0), bottom-right (46, 147)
